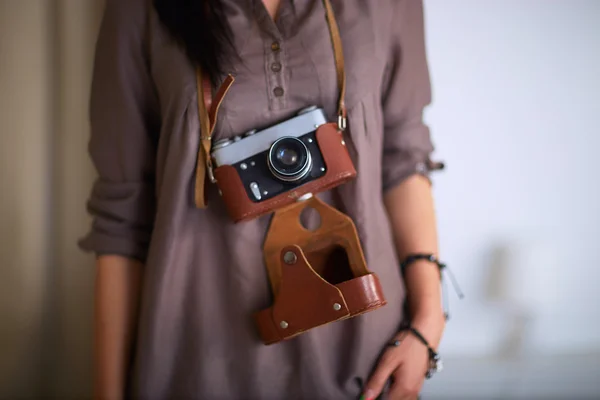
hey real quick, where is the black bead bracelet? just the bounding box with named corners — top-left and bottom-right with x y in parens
top-left (400, 324), bottom-right (443, 379)
top-left (400, 253), bottom-right (464, 320)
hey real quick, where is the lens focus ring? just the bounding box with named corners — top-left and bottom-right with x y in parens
top-left (268, 137), bottom-right (312, 182)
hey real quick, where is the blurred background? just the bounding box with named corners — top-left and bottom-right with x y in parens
top-left (0, 0), bottom-right (598, 399)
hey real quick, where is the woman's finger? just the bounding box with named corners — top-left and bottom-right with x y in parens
top-left (361, 348), bottom-right (402, 400)
top-left (386, 338), bottom-right (429, 400)
top-left (387, 364), bottom-right (423, 400)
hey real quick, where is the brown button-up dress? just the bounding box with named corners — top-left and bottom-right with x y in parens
top-left (79, 0), bottom-right (436, 398)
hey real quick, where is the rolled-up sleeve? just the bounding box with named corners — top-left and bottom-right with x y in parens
top-left (78, 0), bottom-right (159, 262)
top-left (381, 0), bottom-right (439, 192)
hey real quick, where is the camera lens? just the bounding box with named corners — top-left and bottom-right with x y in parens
top-left (276, 147), bottom-right (298, 166)
top-left (268, 137), bottom-right (312, 182)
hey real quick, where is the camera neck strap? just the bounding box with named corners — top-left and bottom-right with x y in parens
top-left (195, 70), bottom-right (234, 208)
top-left (194, 0), bottom-right (346, 208)
top-left (322, 0), bottom-right (347, 130)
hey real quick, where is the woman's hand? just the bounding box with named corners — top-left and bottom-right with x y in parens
top-left (361, 312), bottom-right (445, 400)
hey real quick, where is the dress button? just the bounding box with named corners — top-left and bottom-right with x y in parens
top-left (273, 87), bottom-right (284, 97)
top-left (271, 62), bottom-right (282, 72)
top-left (271, 41), bottom-right (280, 52)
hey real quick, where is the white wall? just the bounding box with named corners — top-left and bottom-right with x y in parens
top-left (425, 0), bottom-right (600, 356)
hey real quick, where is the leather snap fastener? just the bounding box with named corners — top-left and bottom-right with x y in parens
top-left (283, 251), bottom-right (297, 265)
top-left (271, 62), bottom-right (282, 72)
top-left (280, 321), bottom-right (289, 329)
top-left (271, 41), bottom-right (280, 51)
top-left (273, 87), bottom-right (284, 97)
top-left (333, 303), bottom-right (342, 311)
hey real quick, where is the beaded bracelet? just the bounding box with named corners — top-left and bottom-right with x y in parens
top-left (400, 253), bottom-right (464, 320)
top-left (400, 324), bottom-right (443, 379)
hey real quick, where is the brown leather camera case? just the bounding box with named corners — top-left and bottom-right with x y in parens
top-left (254, 195), bottom-right (387, 345)
top-left (213, 122), bottom-right (356, 223)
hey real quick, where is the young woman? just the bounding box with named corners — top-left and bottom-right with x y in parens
top-left (80, 0), bottom-right (446, 399)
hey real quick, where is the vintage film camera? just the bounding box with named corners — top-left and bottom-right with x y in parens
top-left (211, 106), bottom-right (356, 222)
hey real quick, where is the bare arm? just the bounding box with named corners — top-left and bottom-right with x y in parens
top-left (94, 255), bottom-right (142, 400)
top-left (383, 175), bottom-right (445, 342)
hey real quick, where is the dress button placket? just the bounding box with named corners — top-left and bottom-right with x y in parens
top-left (266, 38), bottom-right (286, 110)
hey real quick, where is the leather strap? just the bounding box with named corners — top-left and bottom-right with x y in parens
top-left (194, 67), bottom-right (211, 208)
top-left (194, 69), bottom-right (234, 208)
top-left (194, 0), bottom-right (346, 208)
top-left (322, 0), bottom-right (347, 128)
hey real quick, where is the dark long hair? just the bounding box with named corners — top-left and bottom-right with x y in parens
top-left (153, 0), bottom-right (235, 86)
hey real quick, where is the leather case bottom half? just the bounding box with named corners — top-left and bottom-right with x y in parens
top-left (253, 196), bottom-right (387, 345)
